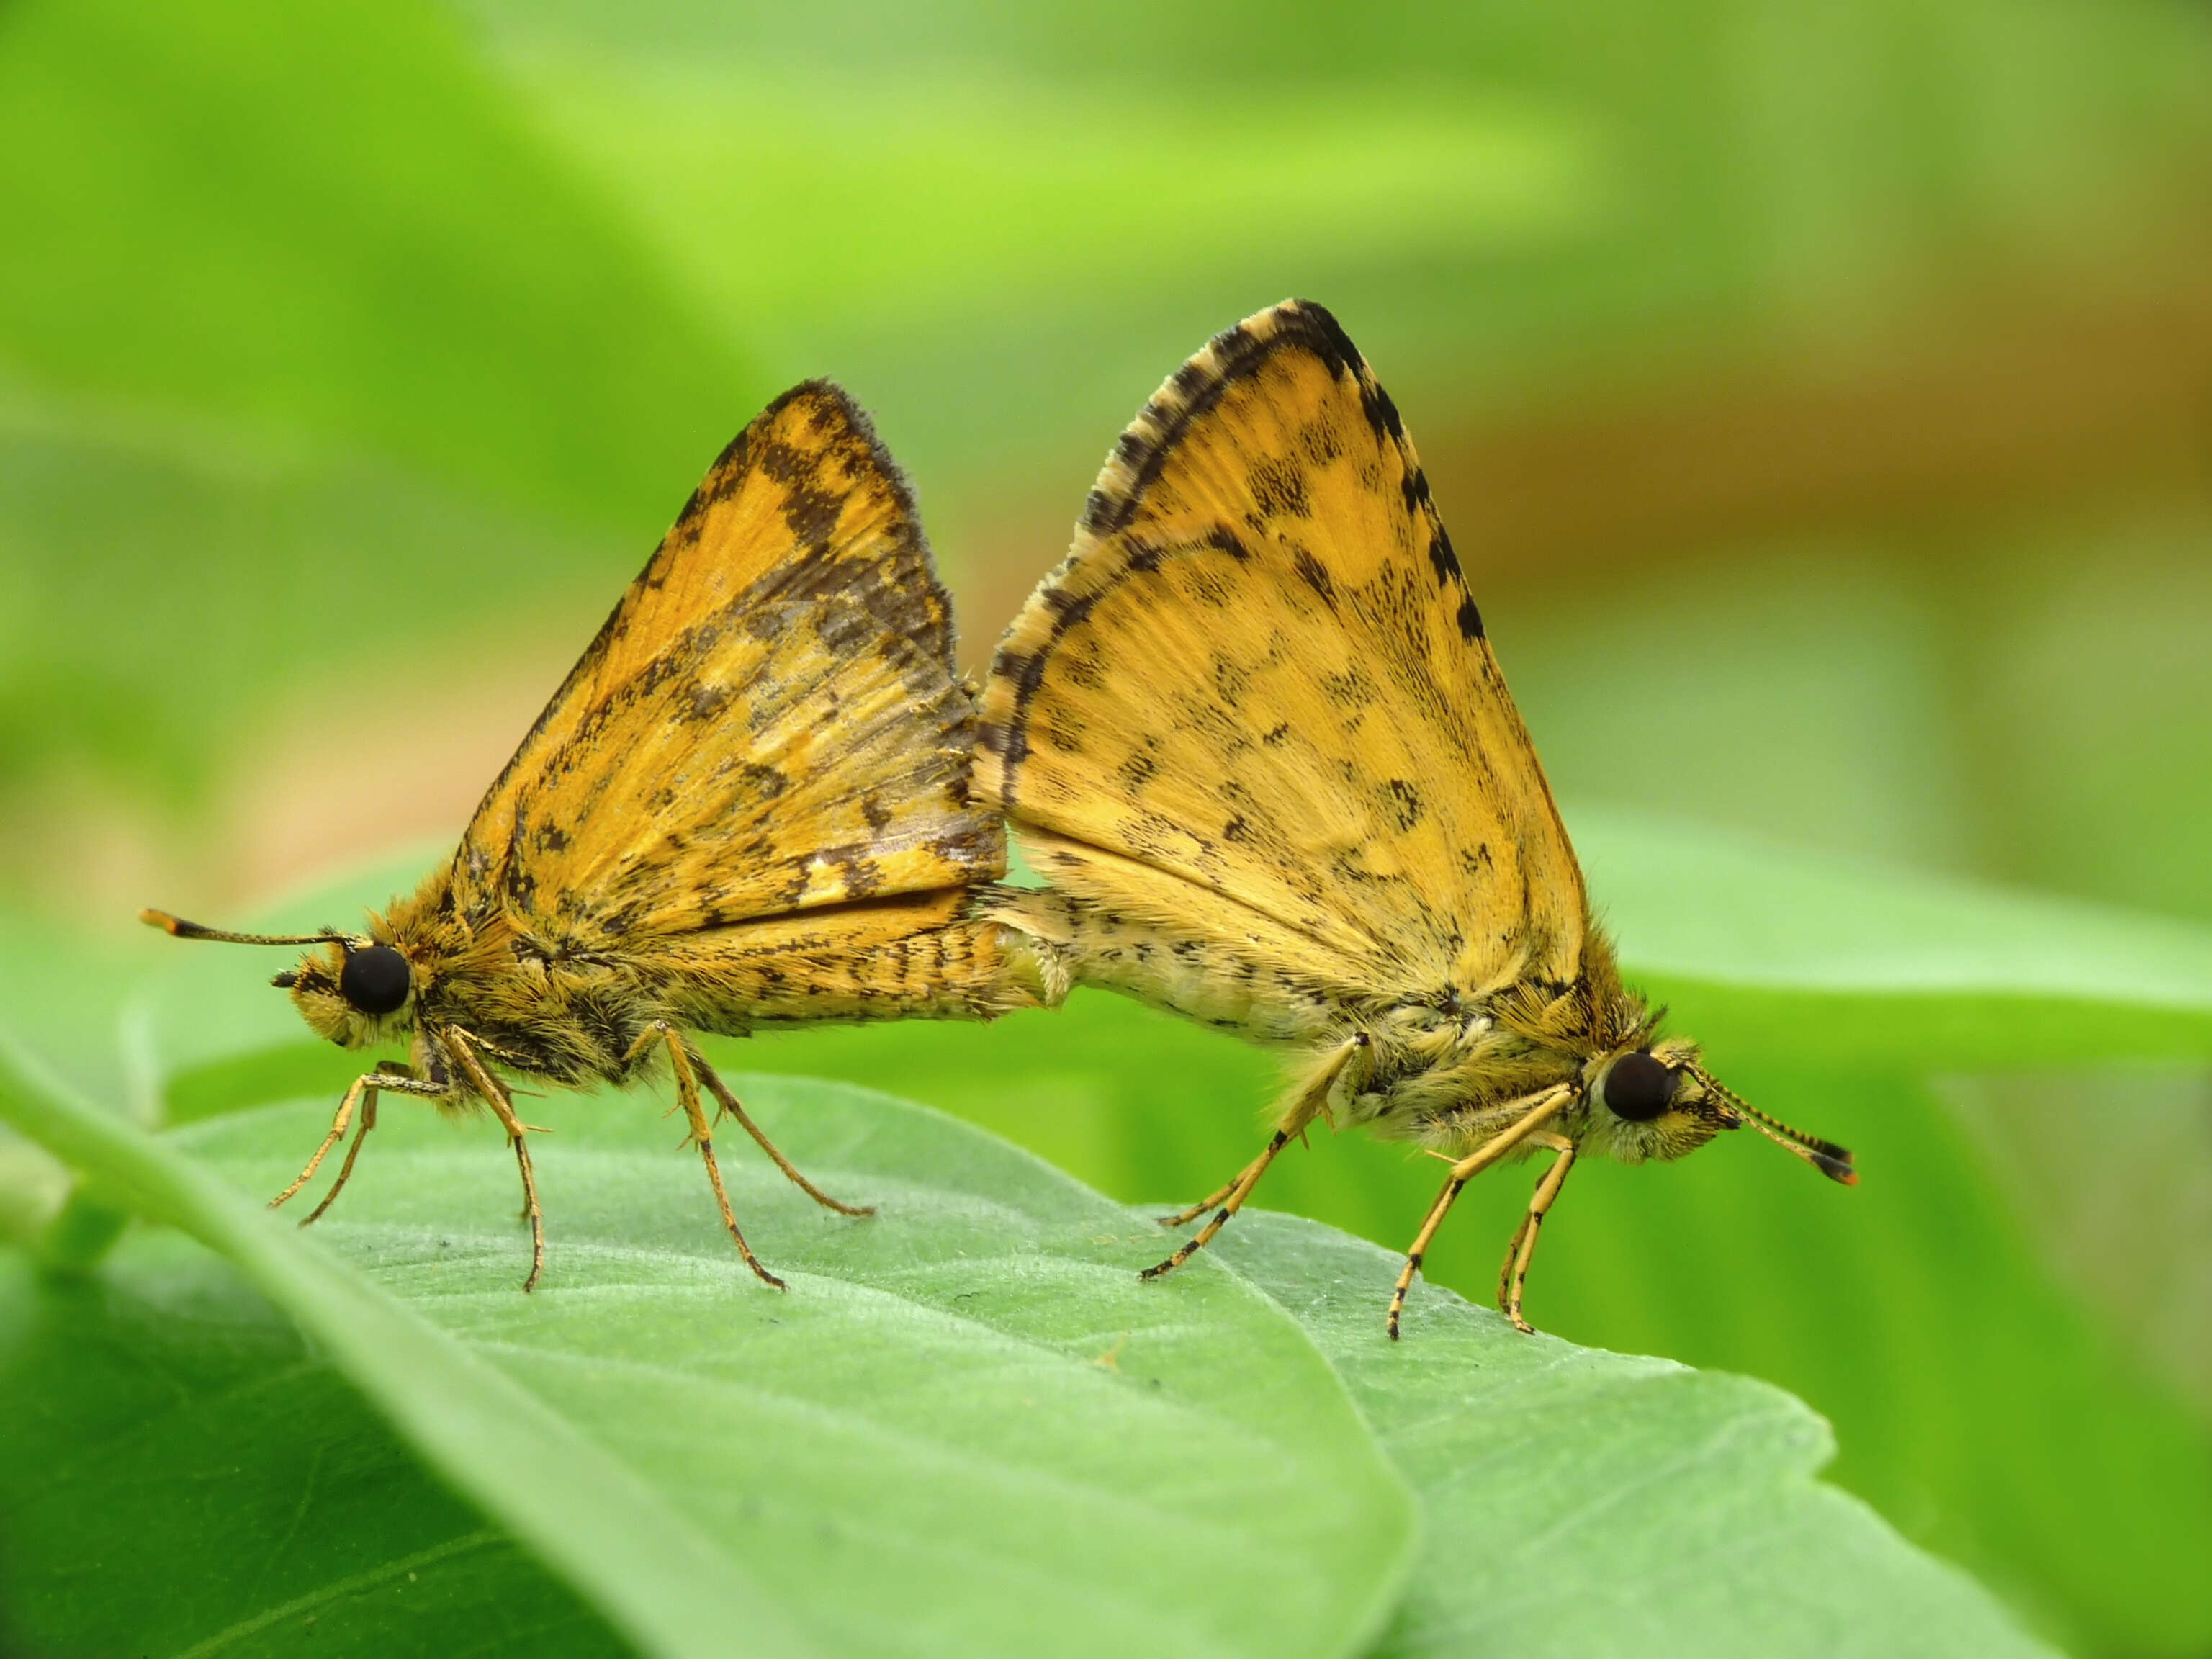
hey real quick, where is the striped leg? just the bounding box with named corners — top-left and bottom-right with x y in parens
top-left (1144, 1034), bottom-right (1367, 1281)
top-left (697, 1060), bottom-right (873, 1218)
top-left (624, 1022), bottom-right (786, 1290)
top-left (1386, 1086), bottom-right (1573, 1341)
top-left (271, 1066), bottom-right (446, 1220)
top-left (444, 1029), bottom-right (549, 1293)
top-left (1496, 1136), bottom-right (1576, 1334)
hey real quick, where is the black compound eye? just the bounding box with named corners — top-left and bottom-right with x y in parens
top-left (1602, 1051), bottom-right (1675, 1122)
top-left (339, 945), bottom-right (411, 1015)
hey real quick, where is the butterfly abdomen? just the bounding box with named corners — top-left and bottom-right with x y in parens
top-left (982, 884), bottom-right (1337, 1046)
top-left (642, 913), bottom-right (1048, 1033)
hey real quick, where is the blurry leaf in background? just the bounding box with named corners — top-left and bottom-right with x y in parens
top-left (0, 0), bottom-right (763, 532)
top-left (460, 0), bottom-right (2212, 490)
top-left (1502, 552), bottom-right (1980, 875)
top-left (1957, 518), bottom-right (2212, 925)
top-left (0, 423), bottom-right (611, 816)
top-left (1943, 1066), bottom-right (2212, 1421)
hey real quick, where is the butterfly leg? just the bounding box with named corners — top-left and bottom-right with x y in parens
top-left (698, 1061), bottom-right (875, 1218)
top-left (1156, 1166), bottom-right (1254, 1231)
top-left (1495, 1135), bottom-right (1575, 1335)
top-left (621, 1022), bottom-right (788, 1290)
top-left (302, 1095), bottom-right (378, 1224)
top-left (1490, 1132), bottom-right (1572, 1308)
top-left (1144, 1034), bottom-right (1367, 1280)
top-left (1387, 1084), bottom-right (1574, 1340)
top-left (270, 1066), bottom-right (445, 1216)
top-left (444, 1030), bottom-right (548, 1293)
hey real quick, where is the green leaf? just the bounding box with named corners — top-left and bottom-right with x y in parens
top-left (1213, 1211), bottom-right (2055, 1658)
top-left (0, 0), bottom-right (760, 532)
top-left (0, 1236), bottom-right (628, 1659)
top-left (114, 825), bottom-right (2212, 1657)
top-left (1573, 806), bottom-right (2212, 1068)
top-left (0, 1051), bottom-right (1416, 1658)
top-left (0, 1041), bottom-right (813, 1659)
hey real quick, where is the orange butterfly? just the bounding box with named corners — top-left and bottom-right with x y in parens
top-left (146, 383), bottom-right (1046, 1290)
top-left (978, 301), bottom-right (1852, 1334)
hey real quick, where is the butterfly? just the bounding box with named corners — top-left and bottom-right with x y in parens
top-left (975, 300), bottom-right (1853, 1336)
top-left (145, 382), bottom-right (1046, 1290)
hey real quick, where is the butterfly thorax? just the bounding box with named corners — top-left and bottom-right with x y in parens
top-left (1341, 962), bottom-right (1652, 1148)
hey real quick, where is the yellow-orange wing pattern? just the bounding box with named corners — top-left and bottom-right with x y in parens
top-left (977, 300), bottom-right (1589, 1018)
top-left (454, 382), bottom-right (999, 946)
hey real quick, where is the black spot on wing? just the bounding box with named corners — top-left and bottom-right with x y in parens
top-left (1427, 523), bottom-right (1462, 588)
top-left (1249, 456), bottom-right (1310, 519)
top-left (1291, 548), bottom-right (1336, 607)
top-left (1200, 523), bottom-right (1252, 562)
top-left (1118, 750), bottom-right (1159, 795)
top-left (1358, 377), bottom-right (1405, 445)
top-left (1382, 780), bottom-right (1424, 831)
top-left (996, 300), bottom-right (1386, 815)
top-left (928, 825), bottom-right (999, 869)
top-left (683, 681), bottom-right (737, 724)
top-left (1321, 667), bottom-right (1376, 709)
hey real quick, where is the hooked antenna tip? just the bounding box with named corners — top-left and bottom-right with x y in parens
top-left (1811, 1149), bottom-right (1858, 1186)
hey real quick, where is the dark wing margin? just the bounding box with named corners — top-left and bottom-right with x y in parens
top-left (979, 298), bottom-right (1479, 811)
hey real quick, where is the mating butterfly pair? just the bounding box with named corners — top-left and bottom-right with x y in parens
top-left (147, 301), bottom-right (1850, 1332)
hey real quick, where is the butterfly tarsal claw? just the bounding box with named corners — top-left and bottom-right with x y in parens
top-left (1141, 1130), bottom-right (1288, 1280)
top-left (301, 1095), bottom-right (379, 1228)
top-left (1156, 1171), bottom-right (1246, 1231)
top-left (436, 1030), bottom-right (546, 1292)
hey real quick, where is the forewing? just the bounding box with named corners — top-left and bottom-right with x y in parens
top-left (977, 300), bottom-right (1588, 1004)
top-left (454, 383), bottom-right (999, 943)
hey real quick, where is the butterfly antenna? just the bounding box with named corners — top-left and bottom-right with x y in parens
top-left (138, 909), bottom-right (351, 948)
top-left (1693, 1068), bottom-right (1856, 1185)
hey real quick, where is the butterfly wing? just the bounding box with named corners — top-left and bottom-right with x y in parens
top-left (977, 301), bottom-right (1589, 1020)
top-left (454, 382), bottom-right (1000, 948)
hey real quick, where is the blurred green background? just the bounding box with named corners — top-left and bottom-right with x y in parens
top-left (3, 1), bottom-right (2211, 1655)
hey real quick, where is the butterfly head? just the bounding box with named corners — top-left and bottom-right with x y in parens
top-left (1581, 1038), bottom-right (1735, 1164)
top-left (138, 908), bottom-right (417, 1049)
top-left (1581, 1039), bottom-right (1855, 1184)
